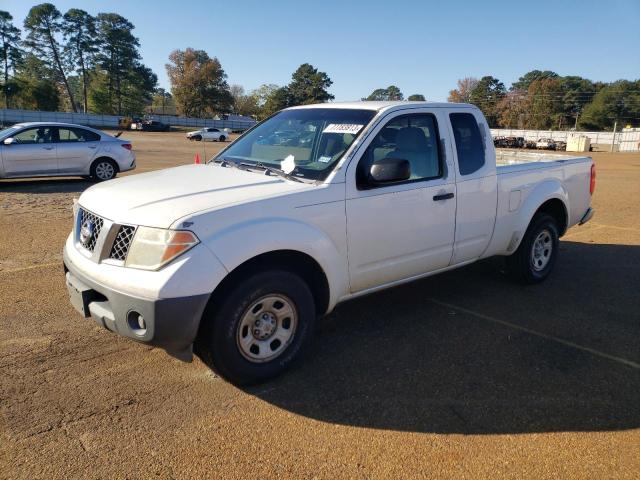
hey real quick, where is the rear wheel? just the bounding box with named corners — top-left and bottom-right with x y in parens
top-left (219, 135), bottom-right (226, 142)
top-left (506, 213), bottom-right (559, 284)
top-left (90, 159), bottom-right (117, 181)
top-left (197, 270), bottom-right (316, 385)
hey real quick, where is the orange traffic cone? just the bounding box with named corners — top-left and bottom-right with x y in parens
top-left (194, 153), bottom-right (201, 164)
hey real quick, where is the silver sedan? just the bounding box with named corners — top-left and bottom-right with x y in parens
top-left (0, 122), bottom-right (136, 181)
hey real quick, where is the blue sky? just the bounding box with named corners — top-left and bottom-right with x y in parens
top-left (3, 0), bottom-right (639, 101)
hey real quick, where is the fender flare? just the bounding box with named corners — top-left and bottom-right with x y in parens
top-left (507, 179), bottom-right (569, 253)
top-left (203, 217), bottom-right (347, 310)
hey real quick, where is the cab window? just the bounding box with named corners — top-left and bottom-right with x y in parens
top-left (450, 113), bottom-right (485, 175)
top-left (57, 128), bottom-right (100, 142)
top-left (357, 113), bottom-right (442, 188)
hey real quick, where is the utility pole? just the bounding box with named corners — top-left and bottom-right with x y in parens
top-left (611, 121), bottom-right (617, 152)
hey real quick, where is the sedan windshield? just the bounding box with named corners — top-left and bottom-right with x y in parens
top-left (0, 126), bottom-right (19, 139)
top-left (213, 108), bottom-right (377, 181)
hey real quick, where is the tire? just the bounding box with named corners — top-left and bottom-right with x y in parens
top-left (219, 135), bottom-right (226, 142)
top-left (506, 213), bottom-right (559, 284)
top-left (197, 270), bottom-right (316, 385)
top-left (90, 158), bottom-right (118, 182)
top-left (193, 135), bottom-right (202, 142)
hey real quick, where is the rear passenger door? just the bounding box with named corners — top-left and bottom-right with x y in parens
top-left (55, 127), bottom-right (100, 174)
top-left (345, 110), bottom-right (457, 292)
top-left (447, 110), bottom-right (498, 264)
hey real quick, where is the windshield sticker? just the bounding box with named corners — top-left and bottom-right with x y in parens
top-left (281, 154), bottom-right (296, 174)
top-left (323, 124), bottom-right (363, 134)
top-left (317, 155), bottom-right (332, 163)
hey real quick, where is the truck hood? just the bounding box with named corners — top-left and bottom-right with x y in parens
top-left (79, 164), bottom-right (312, 228)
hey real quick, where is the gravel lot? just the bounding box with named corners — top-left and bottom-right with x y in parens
top-left (1, 131), bottom-right (639, 479)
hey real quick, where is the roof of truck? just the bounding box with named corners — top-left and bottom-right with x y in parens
top-left (287, 101), bottom-right (477, 111)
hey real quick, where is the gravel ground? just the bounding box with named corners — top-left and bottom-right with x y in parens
top-left (1, 132), bottom-right (639, 479)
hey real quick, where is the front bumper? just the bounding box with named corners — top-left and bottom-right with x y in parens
top-left (63, 247), bottom-right (210, 360)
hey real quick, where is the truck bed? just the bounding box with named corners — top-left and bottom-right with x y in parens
top-left (496, 150), bottom-right (591, 173)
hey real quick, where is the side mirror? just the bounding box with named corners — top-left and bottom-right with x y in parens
top-left (3, 137), bottom-right (15, 146)
top-left (369, 157), bottom-right (411, 184)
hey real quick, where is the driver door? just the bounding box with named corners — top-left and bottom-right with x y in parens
top-left (345, 110), bottom-right (457, 293)
top-left (1, 126), bottom-right (58, 176)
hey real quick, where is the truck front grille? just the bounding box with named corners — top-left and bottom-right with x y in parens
top-left (78, 208), bottom-right (104, 252)
top-left (109, 225), bottom-right (136, 261)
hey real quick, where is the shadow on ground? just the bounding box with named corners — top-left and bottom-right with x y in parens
top-left (245, 241), bottom-right (640, 434)
top-left (0, 178), bottom-right (93, 194)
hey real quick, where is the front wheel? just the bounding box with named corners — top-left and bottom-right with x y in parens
top-left (219, 135), bottom-right (226, 142)
top-left (197, 270), bottom-right (316, 385)
top-left (506, 213), bottom-right (559, 284)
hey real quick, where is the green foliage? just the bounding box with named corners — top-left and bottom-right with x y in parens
top-left (287, 63), bottom-right (334, 105)
top-left (469, 76), bottom-right (506, 127)
top-left (407, 94), bottom-right (426, 101)
top-left (62, 8), bottom-right (98, 112)
top-left (0, 10), bottom-right (22, 107)
top-left (166, 48), bottom-right (232, 117)
top-left (579, 80), bottom-right (640, 130)
top-left (23, 3), bottom-right (77, 111)
top-left (364, 85), bottom-right (403, 101)
top-left (511, 70), bottom-right (559, 91)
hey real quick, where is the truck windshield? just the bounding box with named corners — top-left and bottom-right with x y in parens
top-left (213, 108), bottom-right (377, 181)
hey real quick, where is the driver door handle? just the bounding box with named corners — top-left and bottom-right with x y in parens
top-left (433, 192), bottom-right (454, 201)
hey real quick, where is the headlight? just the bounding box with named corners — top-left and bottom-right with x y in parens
top-left (125, 227), bottom-right (199, 270)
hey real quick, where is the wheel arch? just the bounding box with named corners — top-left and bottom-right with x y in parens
top-left (206, 249), bottom-right (331, 317)
top-left (91, 156), bottom-right (119, 172)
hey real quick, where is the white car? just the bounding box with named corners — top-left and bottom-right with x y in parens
top-left (186, 127), bottom-right (229, 142)
top-left (0, 122), bottom-right (135, 181)
top-left (63, 101), bottom-right (594, 384)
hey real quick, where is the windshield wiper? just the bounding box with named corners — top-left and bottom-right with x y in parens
top-left (217, 158), bottom-right (251, 171)
top-left (258, 163), bottom-right (304, 183)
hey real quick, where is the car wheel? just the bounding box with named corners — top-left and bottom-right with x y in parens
top-left (219, 135), bottom-right (226, 142)
top-left (506, 213), bottom-right (559, 284)
top-left (194, 135), bottom-right (202, 141)
top-left (90, 159), bottom-right (118, 182)
top-left (197, 270), bottom-right (316, 385)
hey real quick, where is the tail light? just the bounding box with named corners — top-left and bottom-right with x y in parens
top-left (590, 163), bottom-right (596, 195)
top-left (121, 143), bottom-right (132, 150)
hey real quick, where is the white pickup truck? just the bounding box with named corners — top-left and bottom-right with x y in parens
top-left (63, 101), bottom-right (595, 384)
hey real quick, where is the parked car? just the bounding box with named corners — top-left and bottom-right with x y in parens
top-left (0, 122), bottom-right (135, 181)
top-left (186, 127), bottom-right (229, 142)
top-left (63, 102), bottom-right (595, 385)
top-left (555, 141), bottom-right (567, 151)
top-left (536, 138), bottom-right (557, 150)
top-left (524, 139), bottom-right (538, 149)
top-left (138, 120), bottom-right (170, 132)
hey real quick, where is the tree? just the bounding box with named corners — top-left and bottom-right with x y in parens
top-left (558, 75), bottom-right (595, 128)
top-left (262, 86), bottom-right (292, 118)
top-left (448, 77), bottom-right (478, 103)
top-left (62, 9), bottom-right (98, 113)
top-left (0, 10), bottom-right (22, 108)
top-left (151, 87), bottom-right (174, 115)
top-left (469, 76), bottom-right (506, 127)
top-left (407, 94), bottom-right (426, 101)
top-left (579, 80), bottom-right (640, 130)
top-left (527, 77), bottom-right (564, 129)
top-left (96, 13), bottom-right (147, 115)
top-left (230, 84), bottom-right (259, 117)
top-left (287, 63), bottom-right (334, 105)
top-left (13, 53), bottom-right (59, 111)
top-left (166, 48), bottom-right (233, 117)
top-left (24, 3), bottom-right (77, 111)
top-left (364, 85), bottom-right (403, 101)
top-left (496, 90), bottom-right (530, 128)
top-left (511, 70), bottom-right (559, 91)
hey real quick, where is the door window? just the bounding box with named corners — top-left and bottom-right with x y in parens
top-left (449, 113), bottom-right (485, 175)
top-left (57, 128), bottom-right (100, 143)
top-left (357, 114), bottom-right (442, 188)
top-left (12, 127), bottom-right (55, 144)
